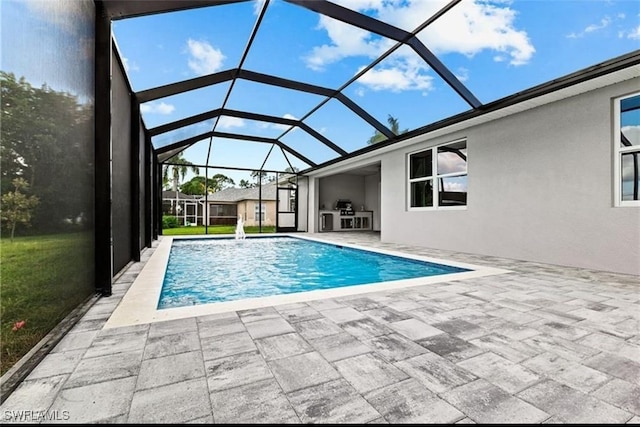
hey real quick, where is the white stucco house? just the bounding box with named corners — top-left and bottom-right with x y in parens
top-left (300, 57), bottom-right (639, 276)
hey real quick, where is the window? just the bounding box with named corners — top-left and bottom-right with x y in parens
top-left (615, 93), bottom-right (640, 206)
top-left (408, 139), bottom-right (467, 209)
top-left (254, 202), bottom-right (266, 221)
top-left (210, 204), bottom-right (237, 217)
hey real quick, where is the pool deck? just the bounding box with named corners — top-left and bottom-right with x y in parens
top-left (1, 232), bottom-right (639, 423)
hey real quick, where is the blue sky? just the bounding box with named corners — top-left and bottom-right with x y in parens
top-left (109, 0), bottom-right (640, 185)
top-left (3, 0), bottom-right (639, 187)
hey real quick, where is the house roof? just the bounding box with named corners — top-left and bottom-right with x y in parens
top-left (200, 182), bottom-right (277, 203)
top-left (162, 190), bottom-right (199, 200)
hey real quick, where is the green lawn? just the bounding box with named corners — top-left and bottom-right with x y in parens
top-left (162, 225), bottom-right (276, 235)
top-left (0, 232), bottom-right (94, 375)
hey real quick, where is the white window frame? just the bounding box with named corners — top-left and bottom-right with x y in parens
top-left (407, 138), bottom-right (467, 211)
top-left (254, 202), bottom-right (266, 221)
top-left (614, 92), bottom-right (640, 207)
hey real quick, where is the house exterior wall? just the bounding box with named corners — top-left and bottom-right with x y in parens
top-left (297, 176), bottom-right (309, 232)
top-left (378, 78), bottom-right (639, 275)
top-left (319, 174), bottom-right (366, 210)
top-left (241, 200), bottom-right (276, 226)
top-left (237, 201), bottom-right (248, 224)
top-left (365, 174), bottom-right (381, 231)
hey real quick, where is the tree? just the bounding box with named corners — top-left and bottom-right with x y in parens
top-left (367, 114), bottom-right (408, 145)
top-left (250, 170), bottom-right (275, 185)
top-left (1, 178), bottom-right (39, 241)
top-left (179, 176), bottom-right (207, 195)
top-left (162, 153), bottom-right (199, 192)
top-left (239, 179), bottom-right (252, 188)
top-left (180, 174), bottom-right (235, 195)
top-left (1, 72), bottom-right (94, 232)
top-left (209, 174), bottom-right (235, 193)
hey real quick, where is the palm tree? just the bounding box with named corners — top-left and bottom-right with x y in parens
top-left (162, 153), bottom-right (199, 192)
top-left (367, 115), bottom-right (408, 145)
top-left (162, 153), bottom-right (199, 219)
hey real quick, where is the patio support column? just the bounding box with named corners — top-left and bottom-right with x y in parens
top-left (130, 96), bottom-right (141, 262)
top-left (258, 176), bottom-right (262, 233)
top-left (205, 166), bottom-right (209, 233)
top-left (275, 172), bottom-right (279, 231)
top-left (94, 4), bottom-right (112, 296)
top-left (156, 161), bottom-right (163, 236)
top-left (144, 136), bottom-right (153, 247)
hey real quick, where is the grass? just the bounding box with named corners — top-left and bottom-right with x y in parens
top-left (161, 225), bottom-right (276, 235)
top-left (0, 232), bottom-right (94, 375)
top-left (0, 226), bottom-right (276, 374)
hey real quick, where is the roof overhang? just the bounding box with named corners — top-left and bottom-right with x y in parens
top-left (306, 54), bottom-right (640, 177)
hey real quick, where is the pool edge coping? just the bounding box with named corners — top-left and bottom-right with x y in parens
top-left (104, 233), bottom-right (511, 328)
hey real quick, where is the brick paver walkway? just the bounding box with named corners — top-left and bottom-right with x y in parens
top-left (1, 232), bottom-right (638, 423)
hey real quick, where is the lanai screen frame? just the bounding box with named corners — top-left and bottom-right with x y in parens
top-left (103, 0), bottom-right (640, 173)
top-left (95, 0), bottom-right (640, 294)
top-left (105, 0), bottom-right (480, 172)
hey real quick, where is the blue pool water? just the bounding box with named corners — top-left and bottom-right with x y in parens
top-left (158, 236), bottom-right (470, 309)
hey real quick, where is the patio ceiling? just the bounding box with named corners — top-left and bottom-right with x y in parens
top-left (104, 0), bottom-right (640, 175)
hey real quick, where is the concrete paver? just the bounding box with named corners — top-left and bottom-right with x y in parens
top-left (1, 232), bottom-right (638, 424)
top-left (364, 378), bottom-right (464, 423)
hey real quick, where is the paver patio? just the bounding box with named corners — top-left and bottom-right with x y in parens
top-left (1, 232), bottom-right (638, 424)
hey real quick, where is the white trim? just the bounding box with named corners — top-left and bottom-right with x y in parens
top-left (614, 91), bottom-right (640, 207)
top-left (406, 138), bottom-right (468, 211)
top-left (104, 234), bottom-right (510, 327)
top-left (306, 66), bottom-right (640, 181)
top-left (254, 202), bottom-right (266, 221)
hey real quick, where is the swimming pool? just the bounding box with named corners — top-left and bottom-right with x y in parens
top-left (105, 234), bottom-right (509, 328)
top-left (158, 236), bottom-right (469, 309)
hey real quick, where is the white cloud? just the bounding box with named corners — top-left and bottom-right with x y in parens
top-left (140, 102), bottom-right (175, 115)
top-left (357, 63), bottom-right (433, 93)
top-left (622, 25), bottom-right (640, 40)
top-left (186, 39), bottom-right (225, 75)
top-left (585, 17), bottom-right (612, 33)
top-left (278, 113), bottom-right (299, 131)
top-left (414, 1), bottom-right (535, 66)
top-left (253, 0), bottom-right (267, 15)
top-left (218, 116), bottom-right (245, 129)
top-left (455, 67), bottom-right (469, 83)
top-left (305, 0), bottom-right (535, 93)
top-left (304, 15), bottom-right (391, 71)
top-left (122, 57), bottom-right (140, 73)
top-left (622, 125), bottom-right (640, 146)
top-left (568, 15), bottom-right (616, 39)
top-left (310, 0), bottom-right (535, 67)
top-left (439, 155), bottom-right (467, 175)
top-left (259, 113), bottom-right (298, 131)
top-left (442, 180), bottom-right (467, 192)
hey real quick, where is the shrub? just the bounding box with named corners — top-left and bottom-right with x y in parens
top-left (162, 215), bottom-right (180, 229)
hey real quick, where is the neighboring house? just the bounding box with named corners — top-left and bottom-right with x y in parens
top-left (161, 191), bottom-right (200, 226)
top-left (162, 183), bottom-right (278, 227)
top-left (200, 183), bottom-right (276, 226)
top-left (200, 182), bottom-right (277, 227)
